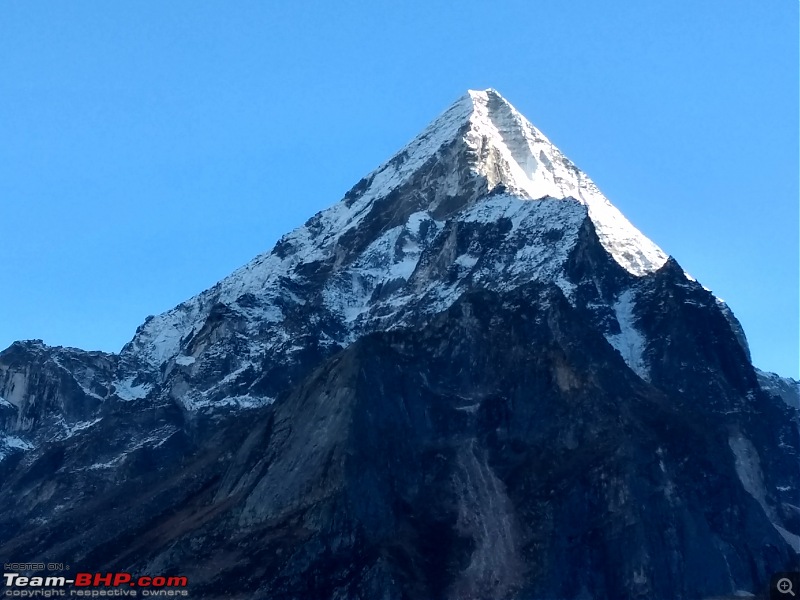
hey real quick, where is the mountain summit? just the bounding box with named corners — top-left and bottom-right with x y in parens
top-left (351, 88), bottom-right (667, 275)
top-left (120, 89), bottom-right (667, 399)
top-left (0, 89), bottom-right (797, 600)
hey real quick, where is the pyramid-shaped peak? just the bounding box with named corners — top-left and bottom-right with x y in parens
top-left (351, 88), bottom-right (562, 207)
top-left (353, 87), bottom-right (589, 209)
top-left (346, 88), bottom-right (667, 276)
top-left (125, 88), bottom-right (670, 372)
top-left (465, 87), bottom-right (513, 102)
top-left (466, 87), bottom-right (511, 102)
top-left (461, 89), bottom-right (572, 198)
top-left (466, 88), bottom-right (525, 115)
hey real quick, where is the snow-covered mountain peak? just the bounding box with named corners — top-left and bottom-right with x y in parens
top-left (466, 89), bottom-right (667, 276)
top-left (464, 87), bottom-right (567, 198)
top-left (120, 89), bottom-right (671, 377)
top-left (347, 88), bottom-right (667, 276)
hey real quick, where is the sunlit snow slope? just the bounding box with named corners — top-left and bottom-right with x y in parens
top-left (119, 89), bottom-right (669, 409)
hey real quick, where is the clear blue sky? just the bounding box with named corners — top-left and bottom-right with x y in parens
top-left (1, 1), bottom-right (797, 377)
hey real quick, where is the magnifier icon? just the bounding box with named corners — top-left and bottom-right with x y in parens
top-left (778, 578), bottom-right (796, 596)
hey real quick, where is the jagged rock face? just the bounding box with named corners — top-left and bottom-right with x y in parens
top-left (0, 89), bottom-right (797, 600)
top-left (756, 369), bottom-right (800, 410)
top-left (0, 342), bottom-right (114, 431)
top-left (0, 343), bottom-right (117, 465)
top-left (223, 285), bottom-right (795, 600)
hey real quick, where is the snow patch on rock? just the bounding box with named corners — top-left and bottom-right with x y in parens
top-left (0, 434), bottom-right (33, 462)
top-left (607, 289), bottom-right (649, 380)
top-left (114, 376), bottom-right (152, 401)
top-left (58, 417), bottom-right (103, 440)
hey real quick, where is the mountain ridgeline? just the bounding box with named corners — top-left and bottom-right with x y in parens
top-left (1, 89), bottom-right (797, 600)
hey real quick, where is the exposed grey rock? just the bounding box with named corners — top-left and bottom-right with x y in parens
top-left (756, 368), bottom-right (800, 410)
